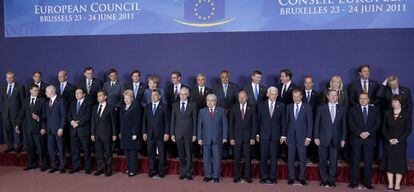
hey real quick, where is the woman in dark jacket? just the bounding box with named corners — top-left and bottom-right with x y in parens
top-left (120, 90), bottom-right (143, 176)
top-left (381, 95), bottom-right (412, 191)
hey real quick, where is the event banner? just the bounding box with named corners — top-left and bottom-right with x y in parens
top-left (4, 0), bottom-right (414, 37)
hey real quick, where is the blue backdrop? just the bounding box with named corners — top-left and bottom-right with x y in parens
top-left (1, 1), bottom-right (413, 158)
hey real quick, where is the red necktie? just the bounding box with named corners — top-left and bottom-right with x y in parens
top-left (209, 108), bottom-right (214, 120)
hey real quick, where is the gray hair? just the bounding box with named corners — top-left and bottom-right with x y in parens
top-left (180, 87), bottom-right (190, 95)
top-left (197, 73), bottom-right (206, 79)
top-left (206, 93), bottom-right (217, 101)
top-left (267, 86), bottom-right (278, 94)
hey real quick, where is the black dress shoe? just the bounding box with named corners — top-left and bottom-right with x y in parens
top-left (49, 168), bottom-right (58, 173)
top-left (287, 179), bottom-right (294, 185)
top-left (40, 167), bottom-right (47, 172)
top-left (260, 179), bottom-right (267, 184)
top-left (128, 173), bottom-right (137, 177)
top-left (158, 173), bottom-right (164, 178)
top-left (203, 177), bottom-right (211, 182)
top-left (213, 178), bottom-right (220, 183)
top-left (233, 178), bottom-right (241, 183)
top-left (179, 175), bottom-right (186, 180)
top-left (269, 179), bottom-right (277, 184)
top-left (125, 170), bottom-right (130, 175)
top-left (299, 180), bottom-right (307, 186)
top-left (94, 171), bottom-right (104, 176)
top-left (24, 166), bottom-right (37, 171)
top-left (186, 176), bottom-right (193, 180)
top-left (329, 182), bottom-right (336, 187)
top-left (348, 184), bottom-right (358, 188)
top-left (245, 178), bottom-right (253, 183)
top-left (320, 181), bottom-right (327, 186)
top-left (105, 172), bottom-right (112, 177)
top-left (69, 169), bottom-right (79, 174)
top-left (59, 169), bottom-right (65, 174)
top-left (148, 173), bottom-right (155, 178)
top-left (85, 170), bottom-right (92, 175)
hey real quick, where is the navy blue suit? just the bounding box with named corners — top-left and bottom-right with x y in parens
top-left (197, 106), bottom-right (228, 179)
top-left (257, 100), bottom-right (286, 181)
top-left (283, 103), bottom-right (313, 180)
top-left (42, 97), bottom-right (67, 171)
top-left (314, 103), bottom-right (347, 183)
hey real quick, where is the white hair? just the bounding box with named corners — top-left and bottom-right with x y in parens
top-left (206, 93), bottom-right (217, 101)
top-left (267, 86), bottom-right (278, 94)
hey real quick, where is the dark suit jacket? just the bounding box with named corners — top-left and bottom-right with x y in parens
top-left (321, 89), bottom-right (349, 108)
top-left (125, 81), bottom-right (147, 105)
top-left (229, 103), bottom-right (257, 143)
top-left (91, 103), bottom-right (117, 140)
top-left (382, 110), bottom-right (412, 144)
top-left (77, 78), bottom-right (103, 105)
top-left (16, 97), bottom-right (45, 135)
top-left (314, 104), bottom-right (347, 147)
top-left (257, 101), bottom-right (286, 141)
top-left (67, 100), bottom-right (92, 137)
top-left (119, 102), bottom-right (143, 150)
top-left (243, 83), bottom-right (267, 106)
top-left (142, 103), bottom-right (170, 141)
top-left (348, 79), bottom-right (381, 106)
top-left (302, 89), bottom-right (321, 112)
top-left (213, 82), bottom-right (240, 110)
top-left (42, 97), bottom-right (67, 134)
top-left (103, 81), bottom-right (125, 108)
top-left (170, 101), bottom-right (197, 140)
top-left (377, 85), bottom-right (412, 113)
top-left (276, 82), bottom-right (298, 104)
top-left (283, 103), bottom-right (313, 144)
top-left (197, 107), bottom-right (228, 144)
top-left (57, 82), bottom-right (76, 109)
top-left (348, 105), bottom-right (380, 147)
top-left (28, 82), bottom-right (48, 98)
top-left (1, 82), bottom-right (25, 122)
top-left (166, 84), bottom-right (188, 108)
top-left (189, 86), bottom-right (212, 111)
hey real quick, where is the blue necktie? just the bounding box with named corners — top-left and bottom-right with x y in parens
top-left (363, 106), bottom-right (368, 123)
top-left (152, 104), bottom-right (157, 115)
top-left (60, 83), bottom-right (64, 95)
top-left (134, 84), bottom-right (138, 98)
top-left (294, 104), bottom-right (299, 120)
top-left (76, 101), bottom-right (81, 114)
top-left (254, 84), bottom-right (259, 101)
top-left (7, 84), bottom-right (12, 97)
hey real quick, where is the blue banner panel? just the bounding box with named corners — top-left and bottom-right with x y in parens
top-left (4, 0), bottom-right (414, 37)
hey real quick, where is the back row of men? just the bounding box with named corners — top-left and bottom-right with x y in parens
top-left (1, 64), bottom-right (412, 189)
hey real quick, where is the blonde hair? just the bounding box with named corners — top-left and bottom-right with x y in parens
top-left (329, 75), bottom-right (343, 91)
top-left (123, 89), bottom-right (134, 99)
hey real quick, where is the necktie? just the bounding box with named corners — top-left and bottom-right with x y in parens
top-left (30, 98), bottom-right (35, 109)
top-left (97, 104), bottom-right (103, 117)
top-left (224, 84), bottom-right (228, 98)
top-left (152, 104), bottom-right (157, 115)
top-left (60, 83), bottom-right (64, 95)
top-left (363, 106), bottom-right (368, 123)
top-left (7, 84), bottom-right (12, 97)
top-left (87, 80), bottom-right (91, 94)
top-left (209, 108), bottom-right (214, 120)
top-left (199, 87), bottom-right (203, 96)
top-left (134, 84), bottom-right (138, 98)
top-left (392, 89), bottom-right (398, 95)
top-left (241, 104), bottom-right (245, 120)
top-left (254, 84), bottom-right (259, 101)
top-left (181, 102), bottom-right (185, 113)
top-left (174, 85), bottom-right (178, 98)
top-left (49, 100), bottom-right (53, 108)
top-left (363, 80), bottom-right (368, 94)
top-left (282, 84), bottom-right (287, 98)
top-left (330, 105), bottom-right (336, 123)
top-left (294, 104), bottom-right (299, 120)
top-left (269, 101), bottom-right (274, 118)
top-left (76, 101), bottom-right (81, 114)
top-left (306, 91), bottom-right (311, 104)
top-left (111, 82), bottom-right (114, 87)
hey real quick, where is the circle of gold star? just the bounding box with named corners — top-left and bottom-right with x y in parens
top-left (194, 0), bottom-right (216, 21)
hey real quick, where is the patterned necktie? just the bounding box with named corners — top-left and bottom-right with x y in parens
top-left (49, 100), bottom-right (53, 108)
top-left (269, 101), bottom-right (274, 118)
top-left (363, 80), bottom-right (368, 94)
top-left (87, 80), bottom-right (91, 94)
top-left (209, 108), bottom-right (214, 120)
top-left (330, 105), bottom-right (336, 123)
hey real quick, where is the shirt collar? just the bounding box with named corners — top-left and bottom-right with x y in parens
top-left (294, 102), bottom-right (302, 107)
top-left (51, 95), bottom-right (57, 101)
top-left (328, 102), bottom-right (337, 107)
top-left (361, 78), bottom-right (369, 84)
top-left (78, 98), bottom-right (85, 103)
top-left (30, 96), bottom-right (37, 100)
top-left (209, 106), bottom-right (215, 111)
top-left (8, 82), bottom-right (15, 86)
top-left (180, 100), bottom-right (188, 105)
top-left (133, 81), bottom-right (140, 86)
top-left (284, 81), bottom-right (292, 88)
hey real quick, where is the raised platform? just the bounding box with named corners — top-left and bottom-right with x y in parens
top-left (0, 145), bottom-right (413, 186)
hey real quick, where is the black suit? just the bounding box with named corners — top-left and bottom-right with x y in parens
top-left (125, 82), bottom-right (147, 106)
top-left (229, 103), bottom-right (257, 180)
top-left (348, 79), bottom-right (381, 106)
top-left (77, 78), bottom-right (102, 106)
top-left (257, 100), bottom-right (286, 181)
top-left (166, 84), bottom-right (188, 108)
top-left (302, 89), bottom-right (320, 162)
top-left (243, 83), bottom-right (266, 106)
top-left (1, 82), bottom-right (25, 149)
top-left (67, 99), bottom-right (92, 172)
top-left (276, 82), bottom-right (298, 105)
top-left (91, 103), bottom-right (117, 174)
top-left (377, 85), bottom-right (412, 113)
top-left (16, 96), bottom-right (47, 168)
top-left (314, 104), bottom-right (347, 183)
top-left (57, 82), bottom-right (76, 109)
top-left (348, 105), bottom-right (380, 187)
top-left (28, 82), bottom-right (48, 98)
top-left (213, 82), bottom-right (240, 111)
top-left (190, 86), bottom-right (212, 112)
top-left (170, 101), bottom-right (197, 177)
top-left (142, 102), bottom-right (170, 175)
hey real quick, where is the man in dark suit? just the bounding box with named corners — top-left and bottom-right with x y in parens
top-left (103, 68), bottom-right (125, 109)
top-left (125, 70), bottom-right (147, 105)
top-left (31, 71), bottom-right (48, 98)
top-left (348, 64), bottom-right (381, 107)
top-left (212, 70), bottom-right (239, 159)
top-left (16, 84), bottom-right (47, 171)
top-left (56, 70), bottom-right (76, 108)
top-left (43, 85), bottom-right (67, 173)
top-left (243, 70), bottom-right (266, 106)
top-left (377, 75), bottom-right (412, 113)
top-left (257, 86), bottom-right (286, 184)
top-left (166, 71), bottom-right (188, 109)
top-left (170, 87), bottom-right (197, 180)
top-left (229, 90), bottom-right (256, 183)
top-left (68, 88), bottom-right (92, 174)
top-left (142, 89), bottom-right (170, 178)
top-left (314, 89), bottom-right (347, 187)
top-left (197, 93), bottom-right (228, 183)
top-left (91, 90), bottom-right (117, 177)
top-left (190, 73), bottom-right (212, 112)
top-left (302, 76), bottom-right (320, 163)
top-left (276, 69), bottom-right (298, 105)
top-left (348, 93), bottom-right (381, 190)
top-left (281, 89), bottom-right (313, 185)
top-left (77, 67), bottom-right (102, 106)
top-left (1, 71), bottom-right (25, 153)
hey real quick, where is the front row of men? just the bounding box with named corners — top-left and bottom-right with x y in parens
top-left (18, 83), bottom-right (380, 189)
